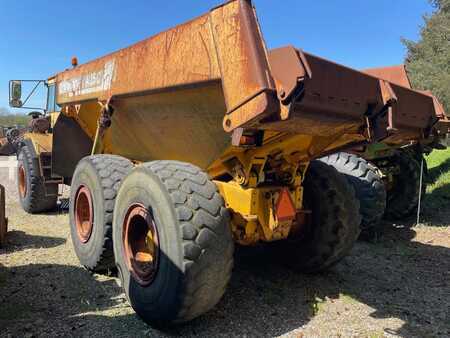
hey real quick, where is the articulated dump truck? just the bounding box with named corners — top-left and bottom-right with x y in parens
top-left (8, 0), bottom-right (446, 326)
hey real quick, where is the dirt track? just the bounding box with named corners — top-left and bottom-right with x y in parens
top-left (1, 161), bottom-right (449, 337)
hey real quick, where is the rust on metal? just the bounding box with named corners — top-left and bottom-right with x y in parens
top-left (123, 204), bottom-right (159, 286)
top-left (363, 65), bottom-right (412, 88)
top-left (56, 0), bottom-right (277, 134)
top-left (18, 164), bottom-right (27, 199)
top-left (420, 90), bottom-right (447, 119)
top-left (74, 185), bottom-right (94, 243)
top-left (268, 47), bottom-right (388, 140)
top-left (268, 49), bottom-right (440, 144)
top-left (364, 64), bottom-right (446, 137)
top-left (269, 46), bottom-right (311, 104)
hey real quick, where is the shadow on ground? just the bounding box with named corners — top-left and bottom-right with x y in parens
top-left (40, 199), bottom-right (70, 216)
top-left (1, 222), bottom-right (449, 337)
top-left (427, 157), bottom-right (450, 184)
top-left (1, 231), bottom-right (66, 253)
top-left (419, 180), bottom-right (450, 226)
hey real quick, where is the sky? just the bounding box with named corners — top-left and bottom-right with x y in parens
top-left (0, 0), bottom-right (433, 113)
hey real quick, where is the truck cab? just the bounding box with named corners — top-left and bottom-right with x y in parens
top-left (9, 78), bottom-right (63, 212)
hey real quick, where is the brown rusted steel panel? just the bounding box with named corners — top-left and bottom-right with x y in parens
top-left (212, 0), bottom-right (277, 132)
top-left (56, 14), bottom-right (221, 103)
top-left (420, 90), bottom-right (447, 119)
top-left (56, 0), bottom-right (277, 132)
top-left (435, 119), bottom-right (450, 136)
top-left (388, 83), bottom-right (434, 129)
top-left (364, 65), bottom-right (448, 142)
top-left (363, 64), bottom-right (446, 120)
top-left (0, 184), bottom-right (7, 247)
top-left (364, 65), bottom-right (412, 88)
top-left (267, 47), bottom-right (389, 139)
top-left (267, 48), bottom-right (440, 144)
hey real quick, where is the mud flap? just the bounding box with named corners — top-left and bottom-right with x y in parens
top-left (52, 114), bottom-right (93, 181)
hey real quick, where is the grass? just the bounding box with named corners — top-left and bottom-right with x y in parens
top-left (424, 148), bottom-right (450, 210)
top-left (0, 114), bottom-right (29, 128)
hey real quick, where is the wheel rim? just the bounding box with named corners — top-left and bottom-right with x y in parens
top-left (75, 186), bottom-right (94, 243)
top-left (18, 164), bottom-right (27, 198)
top-left (123, 204), bottom-right (159, 286)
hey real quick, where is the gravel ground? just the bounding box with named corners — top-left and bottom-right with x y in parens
top-left (1, 160), bottom-right (449, 338)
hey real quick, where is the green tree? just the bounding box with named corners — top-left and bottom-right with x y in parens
top-left (403, 0), bottom-right (450, 114)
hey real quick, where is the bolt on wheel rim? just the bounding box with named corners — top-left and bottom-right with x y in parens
top-left (75, 186), bottom-right (94, 243)
top-left (123, 204), bottom-right (159, 286)
top-left (18, 165), bottom-right (26, 198)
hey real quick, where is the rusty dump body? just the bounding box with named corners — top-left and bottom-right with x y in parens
top-left (51, 0), bottom-right (441, 179)
top-left (364, 64), bottom-right (449, 140)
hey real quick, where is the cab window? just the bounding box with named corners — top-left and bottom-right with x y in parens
top-left (46, 84), bottom-right (60, 112)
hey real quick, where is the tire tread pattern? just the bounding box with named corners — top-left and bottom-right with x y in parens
top-left (319, 152), bottom-right (386, 237)
top-left (143, 160), bottom-right (233, 322)
top-left (79, 155), bottom-right (133, 272)
top-left (296, 160), bottom-right (361, 272)
top-left (18, 145), bottom-right (57, 213)
top-left (383, 151), bottom-right (424, 220)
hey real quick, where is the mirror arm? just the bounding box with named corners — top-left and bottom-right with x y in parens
top-left (9, 79), bottom-right (47, 111)
top-left (21, 80), bottom-right (45, 108)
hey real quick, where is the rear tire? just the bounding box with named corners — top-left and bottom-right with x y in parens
top-left (17, 145), bottom-right (57, 213)
top-left (69, 155), bottom-right (133, 272)
top-left (274, 160), bottom-right (361, 272)
top-left (113, 160), bottom-right (233, 326)
top-left (319, 152), bottom-right (386, 240)
top-left (383, 151), bottom-right (425, 220)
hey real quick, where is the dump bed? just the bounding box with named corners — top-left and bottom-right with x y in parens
top-left (53, 0), bottom-right (441, 169)
top-left (365, 65), bottom-right (448, 139)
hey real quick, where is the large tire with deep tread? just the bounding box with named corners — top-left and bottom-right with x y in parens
top-left (274, 160), bottom-right (361, 272)
top-left (17, 145), bottom-right (57, 213)
top-left (69, 155), bottom-right (133, 272)
top-left (319, 152), bottom-right (386, 239)
top-left (113, 160), bottom-right (233, 326)
top-left (383, 151), bottom-right (426, 220)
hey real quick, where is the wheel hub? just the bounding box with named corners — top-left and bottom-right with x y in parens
top-left (123, 204), bottom-right (159, 286)
top-left (18, 164), bottom-right (26, 198)
top-left (75, 186), bottom-right (94, 243)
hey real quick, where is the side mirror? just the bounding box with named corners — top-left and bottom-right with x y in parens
top-left (9, 80), bottom-right (23, 108)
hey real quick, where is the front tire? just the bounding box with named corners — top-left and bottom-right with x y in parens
top-left (275, 160), bottom-right (361, 272)
top-left (69, 155), bottom-right (133, 272)
top-left (113, 161), bottom-right (233, 326)
top-left (17, 145), bottom-right (57, 213)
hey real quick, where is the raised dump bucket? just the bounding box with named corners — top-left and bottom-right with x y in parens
top-left (53, 0), bottom-right (440, 172)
